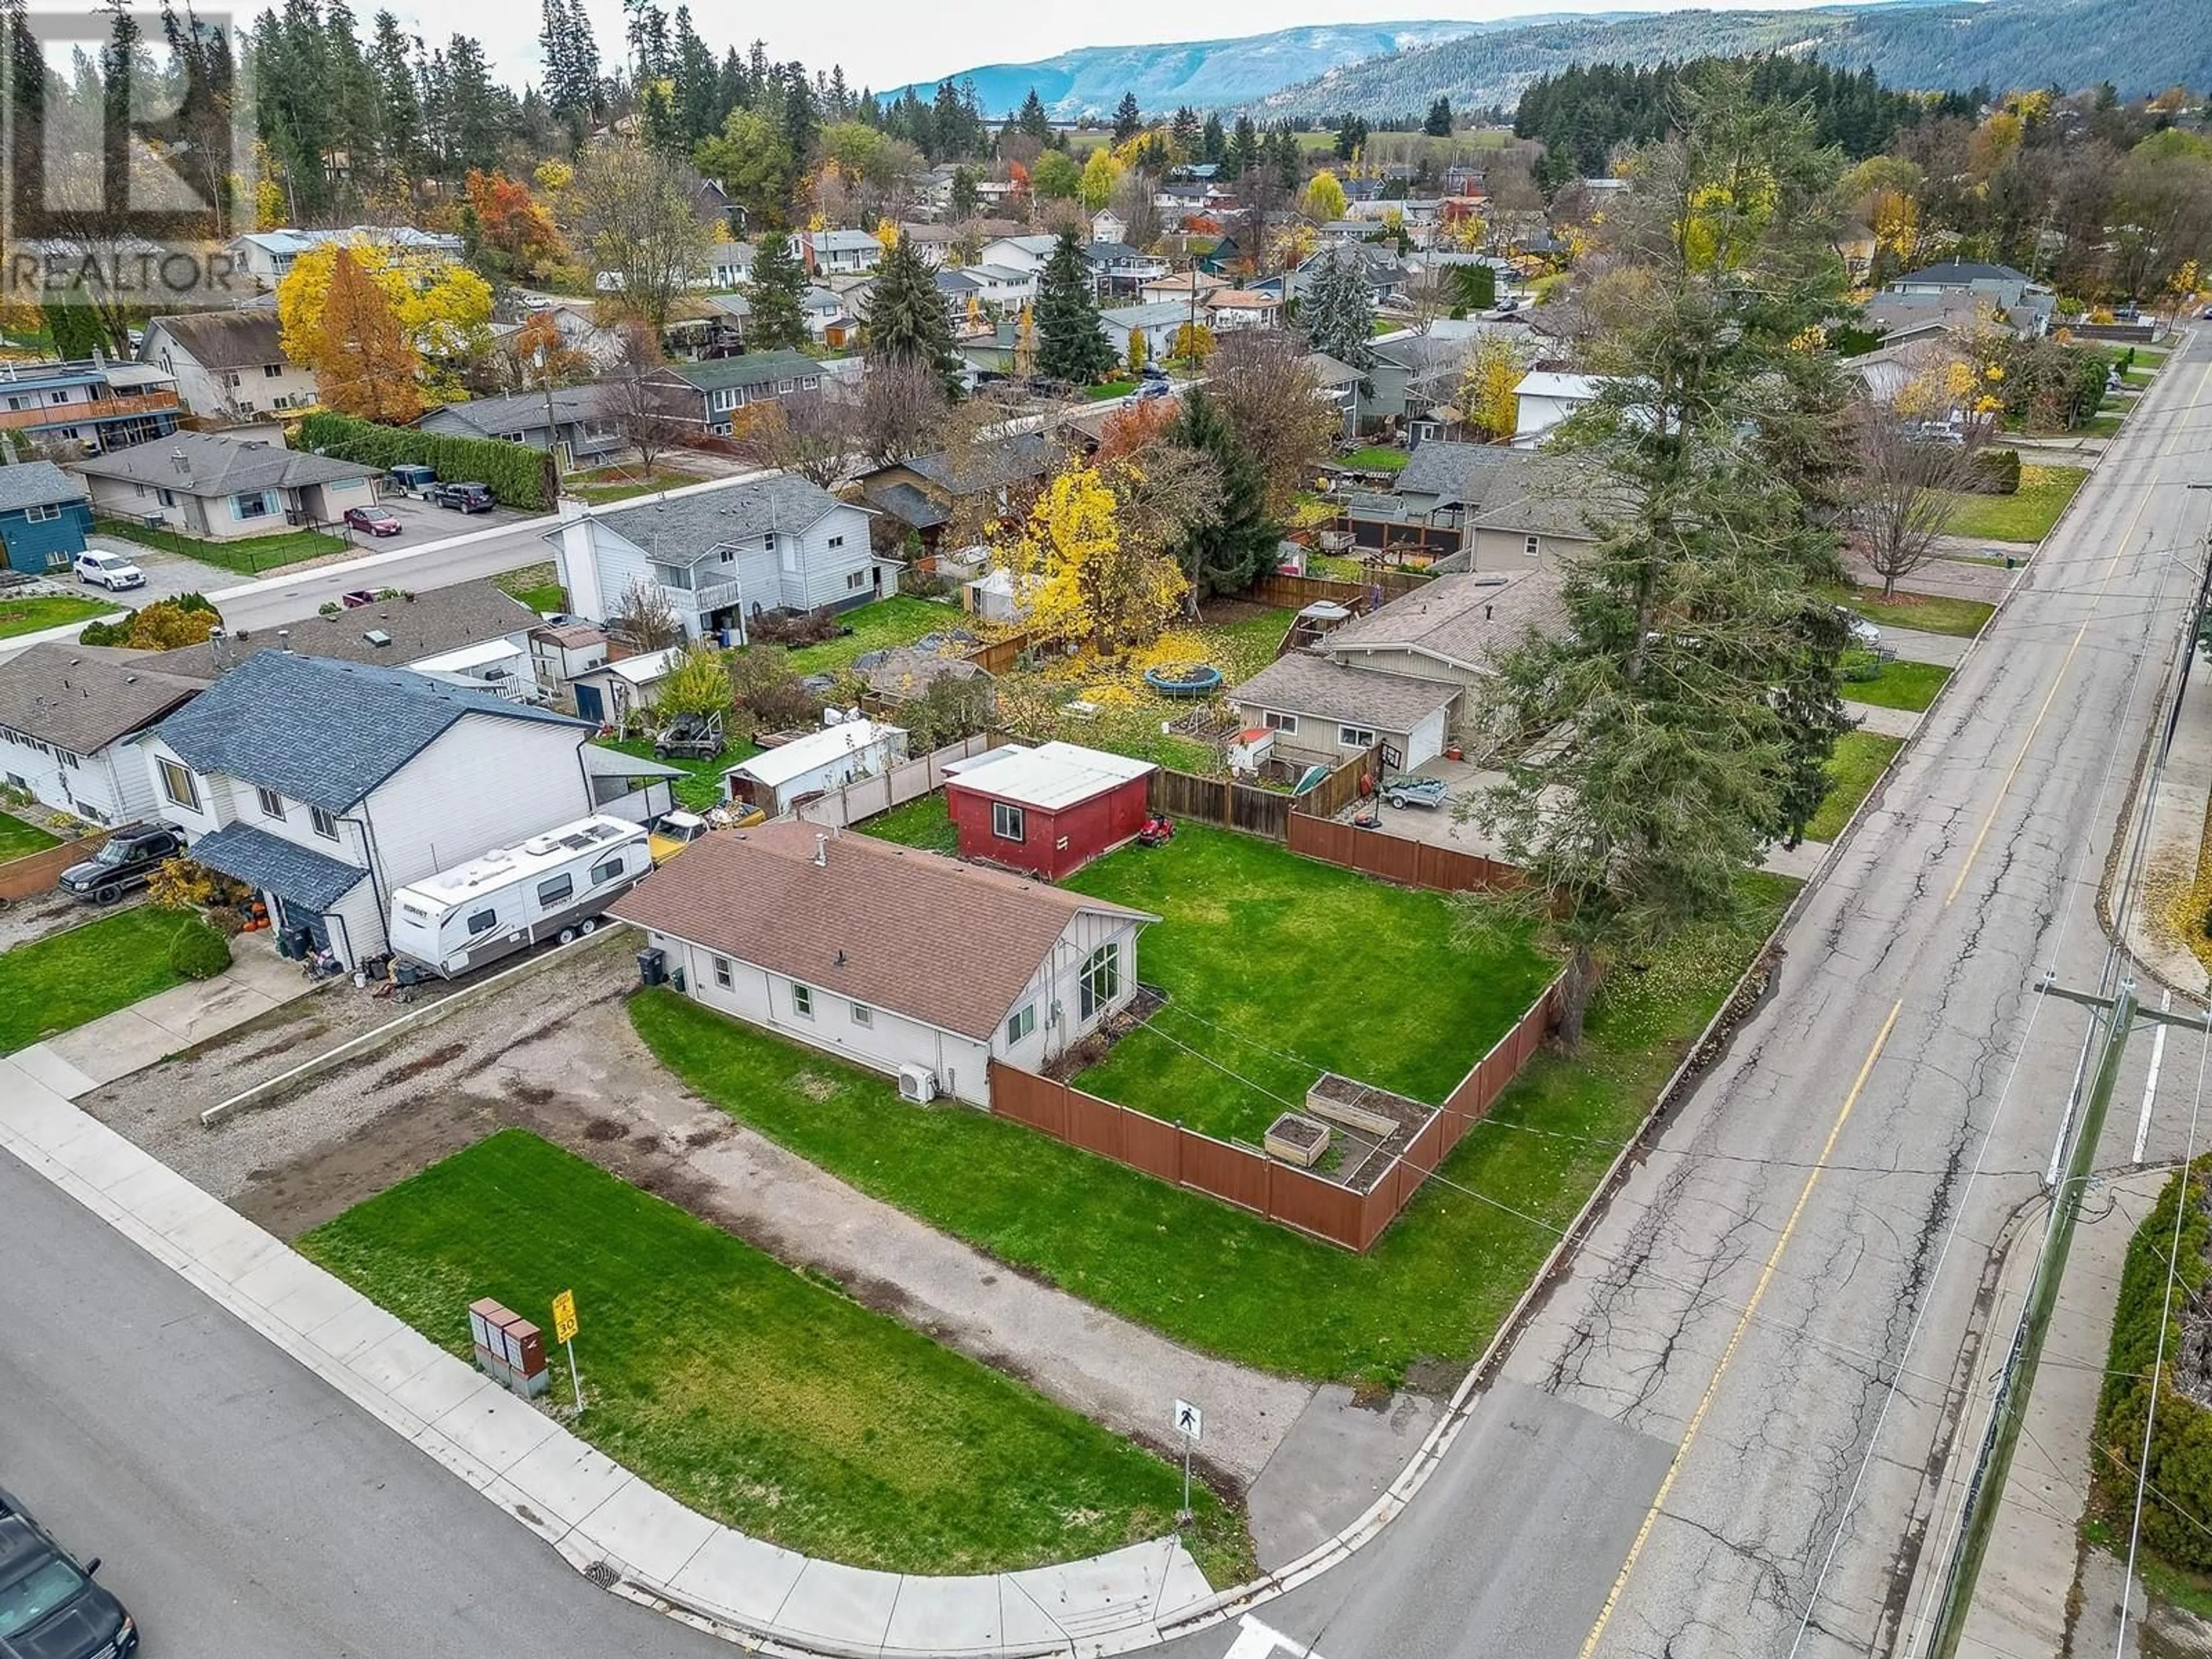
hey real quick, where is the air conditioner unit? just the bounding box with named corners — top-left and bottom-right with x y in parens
top-left (896, 1063), bottom-right (937, 1104)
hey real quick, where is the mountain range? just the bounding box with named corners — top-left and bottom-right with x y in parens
top-left (906, 0), bottom-right (2207, 120)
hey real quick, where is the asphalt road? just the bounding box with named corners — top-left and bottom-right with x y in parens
top-left (0, 1149), bottom-right (726, 1659)
top-left (204, 514), bottom-right (562, 633)
top-left (1157, 328), bottom-right (2212, 1659)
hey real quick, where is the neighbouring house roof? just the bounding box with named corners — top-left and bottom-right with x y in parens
top-left (0, 460), bottom-right (88, 512)
top-left (1512, 370), bottom-right (1607, 403)
top-left (863, 481), bottom-right (946, 529)
top-left (727, 719), bottom-right (904, 791)
top-left (987, 235), bottom-right (1058, 258)
top-left (861, 647), bottom-right (987, 700)
top-left (70, 431), bottom-right (378, 497)
top-left (156, 650), bottom-right (582, 813)
top-left (142, 310), bottom-right (290, 371)
top-left (937, 270), bottom-right (983, 295)
top-left (1232, 653), bottom-right (1459, 734)
top-left (671, 350), bottom-right (824, 393)
top-left (590, 474), bottom-right (851, 559)
top-left (889, 432), bottom-right (1059, 497)
top-left (187, 820), bottom-right (365, 910)
top-left (1084, 241), bottom-right (1152, 264)
top-left (419, 386), bottom-right (613, 438)
top-left (533, 622), bottom-right (608, 649)
top-left (1396, 440), bottom-right (1510, 502)
top-left (969, 263), bottom-right (1033, 284)
top-left (1304, 351), bottom-right (1364, 389)
top-left (1100, 302), bottom-right (1189, 331)
top-left (810, 230), bottom-right (882, 254)
top-left (1892, 259), bottom-right (2033, 287)
top-left (1323, 568), bottom-right (1568, 673)
top-left (582, 645), bottom-right (684, 686)
top-left (149, 580), bottom-right (537, 677)
top-left (948, 740), bottom-right (1152, 810)
top-left (0, 643), bottom-right (207, 753)
top-left (608, 816), bottom-right (1156, 1041)
top-left (1204, 289), bottom-right (1281, 310)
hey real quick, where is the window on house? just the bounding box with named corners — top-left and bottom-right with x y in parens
top-left (777, 378), bottom-right (796, 393)
top-left (24, 503), bottom-right (60, 523)
top-left (157, 757), bottom-right (199, 810)
top-left (850, 1002), bottom-right (873, 1027)
top-left (256, 785), bottom-right (285, 819)
top-left (233, 491), bottom-right (274, 520)
top-left (711, 955), bottom-right (733, 988)
top-left (263, 363), bottom-right (283, 377)
top-left (1262, 710), bottom-right (1298, 734)
top-left (467, 908), bottom-right (497, 935)
top-left (589, 857), bottom-right (626, 885)
top-left (1006, 1003), bottom-right (1035, 1045)
top-left (1525, 535), bottom-right (1541, 558)
top-left (845, 570), bottom-right (867, 591)
top-left (157, 488), bottom-right (176, 507)
top-left (537, 873), bottom-right (573, 906)
top-left (1339, 725), bottom-right (1376, 748)
top-left (763, 532), bottom-right (776, 551)
top-left (991, 801), bottom-right (1025, 842)
top-left (1078, 942), bottom-right (1119, 1020)
top-left (310, 805), bottom-right (339, 840)
top-left (791, 983), bottom-right (814, 1018)
top-left (827, 535), bottom-right (843, 550)
top-left (59, 751), bottom-right (78, 770)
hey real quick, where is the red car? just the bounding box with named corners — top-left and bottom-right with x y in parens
top-left (345, 505), bottom-right (403, 536)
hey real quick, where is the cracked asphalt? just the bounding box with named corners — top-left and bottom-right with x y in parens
top-left (1157, 329), bottom-right (2212, 1659)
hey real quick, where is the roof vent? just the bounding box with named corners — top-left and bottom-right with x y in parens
top-left (363, 629), bottom-right (392, 647)
top-left (277, 628), bottom-right (291, 653)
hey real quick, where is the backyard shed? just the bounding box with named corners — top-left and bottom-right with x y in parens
top-left (725, 718), bottom-right (907, 816)
top-left (944, 740), bottom-right (1156, 881)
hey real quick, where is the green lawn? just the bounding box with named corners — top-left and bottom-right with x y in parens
top-left (1806, 732), bottom-right (1903, 843)
top-left (0, 906), bottom-right (225, 1053)
top-left (0, 810), bottom-right (62, 859)
top-left (631, 872), bottom-right (1794, 1386)
top-left (94, 517), bottom-right (347, 575)
top-left (1060, 828), bottom-right (1558, 1145)
top-left (1842, 658), bottom-right (1950, 713)
top-left (596, 735), bottom-right (760, 813)
top-left (782, 596), bottom-right (961, 676)
top-left (494, 562), bottom-right (566, 615)
top-left (866, 793), bottom-right (961, 853)
top-left (1937, 464), bottom-right (2088, 544)
top-left (0, 594), bottom-right (121, 640)
top-left (1838, 585), bottom-right (1997, 639)
top-left (1085, 380), bottom-right (1139, 402)
top-left (298, 1129), bottom-right (1248, 1581)
top-left (1340, 446), bottom-right (1410, 472)
top-left (565, 468), bottom-right (709, 506)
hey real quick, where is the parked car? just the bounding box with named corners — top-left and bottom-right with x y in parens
top-left (1838, 608), bottom-right (1882, 650)
top-left (55, 821), bottom-right (184, 904)
top-left (385, 463), bottom-right (437, 494)
top-left (73, 550), bottom-right (144, 591)
top-left (344, 505), bottom-right (403, 536)
top-left (0, 1487), bottom-right (139, 1658)
top-left (429, 481), bottom-right (495, 513)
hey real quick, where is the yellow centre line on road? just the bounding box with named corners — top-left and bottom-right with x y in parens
top-left (1576, 1000), bottom-right (1903, 1659)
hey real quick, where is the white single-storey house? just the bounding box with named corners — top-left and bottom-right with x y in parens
top-left (724, 718), bottom-right (907, 816)
top-left (0, 644), bottom-right (209, 824)
top-left (70, 431), bottom-right (379, 543)
top-left (608, 816), bottom-right (1157, 1105)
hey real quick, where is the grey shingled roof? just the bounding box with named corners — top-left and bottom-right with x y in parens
top-left (671, 350), bottom-right (823, 393)
top-left (144, 310), bottom-right (288, 372)
top-left (1394, 444), bottom-right (1614, 540)
top-left (0, 460), bottom-right (88, 513)
top-left (156, 650), bottom-right (583, 813)
top-left (862, 480), bottom-right (945, 530)
top-left (70, 431), bottom-right (378, 496)
top-left (1233, 653), bottom-right (1459, 735)
top-left (591, 475), bottom-right (847, 562)
top-left (1323, 568), bottom-right (1568, 672)
top-left (187, 821), bottom-right (365, 910)
top-left (147, 579), bottom-right (536, 677)
top-left (419, 385), bottom-right (613, 438)
top-left (0, 642), bottom-right (206, 753)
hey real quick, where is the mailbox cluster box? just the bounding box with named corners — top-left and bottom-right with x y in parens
top-left (468, 1298), bottom-right (550, 1397)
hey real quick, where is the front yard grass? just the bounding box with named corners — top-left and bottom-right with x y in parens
top-left (1085, 379), bottom-right (1138, 401)
top-left (93, 517), bottom-right (348, 575)
top-left (782, 595), bottom-right (959, 676)
top-left (1340, 445), bottom-right (1410, 472)
top-left (596, 735), bottom-right (760, 813)
top-left (298, 1128), bottom-right (1250, 1581)
top-left (631, 872), bottom-right (1794, 1386)
top-left (1062, 827), bottom-right (1558, 1145)
top-left (1805, 732), bottom-right (1903, 843)
top-left (1843, 658), bottom-right (1950, 713)
top-left (1837, 585), bottom-right (1996, 639)
top-left (494, 562), bottom-right (566, 615)
top-left (0, 594), bottom-right (121, 639)
top-left (0, 809), bottom-right (62, 858)
top-left (0, 906), bottom-right (224, 1053)
top-left (564, 463), bottom-right (709, 506)
top-left (1936, 464), bottom-right (2088, 544)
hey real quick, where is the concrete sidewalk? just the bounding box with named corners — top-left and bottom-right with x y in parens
top-left (2121, 648), bottom-right (2212, 1001)
top-left (10, 933), bottom-right (311, 1100)
top-left (0, 1061), bottom-right (1220, 1658)
top-left (1881, 625), bottom-right (1974, 668)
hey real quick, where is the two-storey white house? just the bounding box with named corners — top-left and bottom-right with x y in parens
top-left (551, 476), bottom-right (896, 645)
top-left (141, 312), bottom-right (318, 422)
top-left (610, 817), bottom-right (1156, 1106)
top-left (0, 644), bottom-right (209, 824)
top-left (144, 652), bottom-right (596, 968)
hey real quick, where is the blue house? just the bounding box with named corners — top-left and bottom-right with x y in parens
top-left (0, 462), bottom-right (93, 574)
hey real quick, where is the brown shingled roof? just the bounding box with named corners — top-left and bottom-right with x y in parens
top-left (609, 817), bottom-right (1156, 1041)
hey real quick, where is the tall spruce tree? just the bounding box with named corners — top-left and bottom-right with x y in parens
top-left (1302, 247), bottom-right (1373, 369)
top-left (865, 234), bottom-right (960, 395)
top-left (1112, 90), bottom-right (1141, 144)
top-left (1035, 229), bottom-right (1114, 387)
top-left (1166, 389), bottom-right (1277, 597)
top-left (1200, 112), bottom-right (1225, 166)
top-left (1018, 87), bottom-right (1051, 142)
top-left (743, 231), bottom-right (809, 351)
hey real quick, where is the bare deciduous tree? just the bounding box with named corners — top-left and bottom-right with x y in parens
top-left (609, 576), bottom-right (684, 653)
top-left (1208, 331), bottom-right (1339, 518)
top-left (729, 389), bottom-right (855, 487)
top-left (605, 323), bottom-right (694, 474)
top-left (571, 137), bottom-right (717, 331)
top-left (854, 357), bottom-right (954, 468)
top-left (1851, 403), bottom-right (1979, 600)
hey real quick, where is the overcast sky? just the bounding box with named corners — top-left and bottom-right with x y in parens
top-left (411, 0), bottom-right (1859, 105)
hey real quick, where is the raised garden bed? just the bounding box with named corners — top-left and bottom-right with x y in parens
top-left (1264, 1112), bottom-right (1332, 1168)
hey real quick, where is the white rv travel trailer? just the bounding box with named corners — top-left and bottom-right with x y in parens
top-left (387, 815), bottom-right (652, 979)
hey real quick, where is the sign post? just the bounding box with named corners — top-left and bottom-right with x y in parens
top-left (1172, 1398), bottom-right (1203, 1525)
top-left (551, 1289), bottom-right (582, 1414)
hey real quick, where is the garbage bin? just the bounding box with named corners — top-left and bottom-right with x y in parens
top-left (636, 946), bottom-right (666, 987)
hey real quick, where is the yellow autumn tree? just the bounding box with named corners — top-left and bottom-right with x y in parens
top-left (1169, 322), bottom-right (1214, 366)
top-left (315, 247), bottom-right (423, 422)
top-left (1080, 146), bottom-right (1123, 211)
top-left (1125, 324), bottom-right (1147, 377)
top-left (1301, 170), bottom-right (1348, 222)
top-left (1000, 464), bottom-right (1187, 655)
top-left (276, 242), bottom-right (493, 397)
top-left (1454, 334), bottom-right (1525, 441)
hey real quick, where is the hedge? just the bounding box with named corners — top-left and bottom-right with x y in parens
top-left (2094, 1156), bottom-right (2212, 1570)
top-left (296, 411), bottom-right (555, 510)
top-left (1971, 449), bottom-right (2022, 496)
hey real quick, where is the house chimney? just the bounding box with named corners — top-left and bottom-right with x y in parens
top-left (278, 627), bottom-right (291, 653)
top-left (814, 833), bottom-right (827, 868)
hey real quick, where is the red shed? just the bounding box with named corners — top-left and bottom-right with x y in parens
top-left (944, 741), bottom-right (1157, 880)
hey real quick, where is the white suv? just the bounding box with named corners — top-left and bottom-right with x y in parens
top-left (74, 549), bottom-right (146, 591)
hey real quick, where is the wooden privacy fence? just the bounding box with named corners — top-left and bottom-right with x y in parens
top-left (793, 733), bottom-right (993, 829)
top-left (963, 631), bottom-right (1035, 675)
top-left (1286, 811), bottom-right (1521, 895)
top-left (1291, 745), bottom-right (1380, 821)
top-left (1248, 570), bottom-right (1430, 611)
top-left (986, 974), bottom-right (1561, 1251)
top-left (0, 831), bottom-right (104, 902)
top-left (1146, 767), bottom-right (1293, 839)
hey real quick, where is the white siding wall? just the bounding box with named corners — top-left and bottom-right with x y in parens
top-left (360, 715), bottom-right (593, 891)
top-left (789, 503), bottom-right (878, 611)
top-left (140, 735), bottom-right (239, 835)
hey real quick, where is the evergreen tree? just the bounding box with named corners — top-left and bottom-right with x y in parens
top-left (1166, 388), bottom-right (1277, 597)
top-left (1424, 96), bottom-right (1453, 137)
top-left (1269, 124), bottom-right (1300, 193)
top-left (441, 35), bottom-right (506, 174)
top-left (1302, 248), bottom-right (1373, 368)
top-left (1334, 115), bottom-right (1368, 161)
top-left (1018, 87), bottom-right (1051, 143)
top-left (1226, 114), bottom-right (1257, 178)
top-left (743, 230), bottom-right (809, 350)
top-left (1200, 112), bottom-right (1225, 166)
top-left (670, 6), bottom-right (718, 145)
top-left (866, 235), bottom-right (960, 395)
top-left (1035, 229), bottom-right (1114, 386)
top-left (322, 0), bottom-right (382, 202)
top-left (716, 47), bottom-right (745, 120)
top-left (931, 78), bottom-right (969, 160)
top-left (949, 165), bottom-right (978, 218)
top-left (781, 62), bottom-right (818, 166)
top-left (1113, 90), bottom-right (1141, 145)
top-left (368, 11), bottom-right (424, 183)
top-left (1170, 105), bottom-right (1200, 160)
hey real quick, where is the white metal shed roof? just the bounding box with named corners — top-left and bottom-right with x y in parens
top-left (946, 740), bottom-right (1154, 811)
top-left (726, 719), bottom-right (904, 790)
